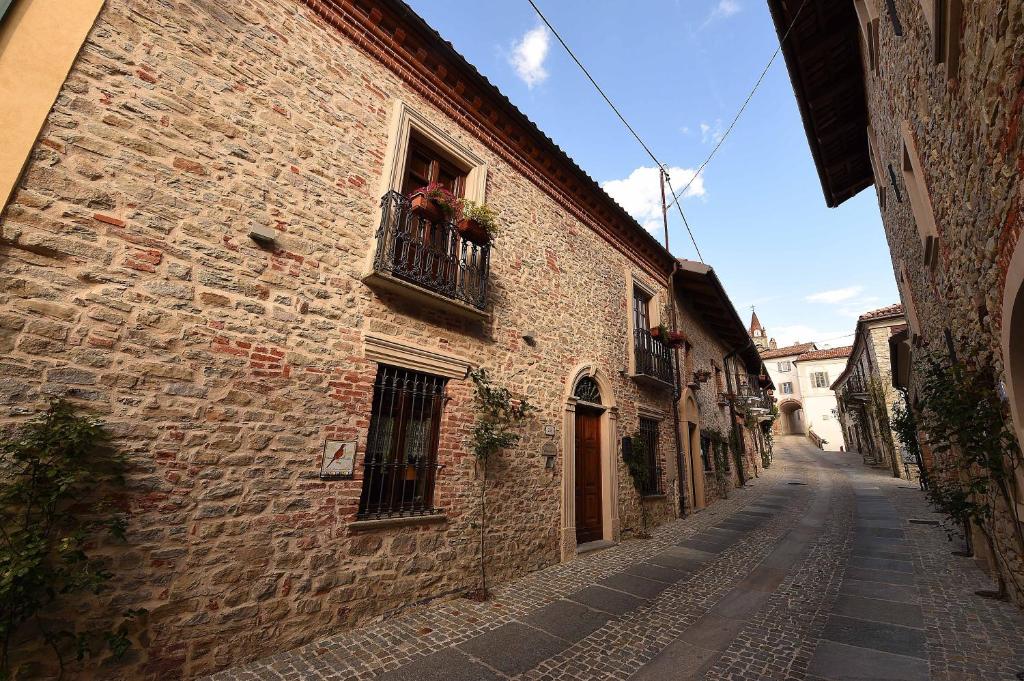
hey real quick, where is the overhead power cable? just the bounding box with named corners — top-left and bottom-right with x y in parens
top-left (666, 0), bottom-right (811, 211)
top-left (525, 0), bottom-right (662, 169)
top-left (525, 0), bottom-right (704, 260)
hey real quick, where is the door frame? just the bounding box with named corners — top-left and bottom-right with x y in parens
top-left (681, 389), bottom-right (704, 511)
top-left (561, 364), bottom-right (619, 561)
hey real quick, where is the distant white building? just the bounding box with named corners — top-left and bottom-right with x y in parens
top-left (750, 313), bottom-right (850, 451)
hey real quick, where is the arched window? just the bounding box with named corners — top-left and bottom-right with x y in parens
top-left (573, 376), bottom-right (602, 404)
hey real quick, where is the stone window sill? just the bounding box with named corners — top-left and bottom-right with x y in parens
top-left (348, 513), bottom-right (447, 532)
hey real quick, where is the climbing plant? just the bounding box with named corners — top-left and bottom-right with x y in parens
top-left (0, 400), bottom-right (139, 679)
top-left (867, 377), bottom-right (900, 477)
top-left (702, 429), bottom-right (730, 498)
top-left (623, 432), bottom-right (652, 537)
top-left (914, 347), bottom-right (1024, 600)
top-left (468, 369), bottom-right (535, 599)
top-left (891, 391), bottom-right (927, 489)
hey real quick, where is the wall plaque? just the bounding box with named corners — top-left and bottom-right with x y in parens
top-left (321, 440), bottom-right (356, 478)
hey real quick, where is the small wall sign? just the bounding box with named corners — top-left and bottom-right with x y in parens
top-left (544, 423), bottom-right (556, 437)
top-left (321, 440), bottom-right (356, 478)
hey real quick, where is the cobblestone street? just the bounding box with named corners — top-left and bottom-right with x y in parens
top-left (206, 438), bottom-right (1024, 681)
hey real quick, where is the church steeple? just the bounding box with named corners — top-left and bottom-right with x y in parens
top-left (750, 307), bottom-right (769, 351)
top-left (750, 308), bottom-right (764, 336)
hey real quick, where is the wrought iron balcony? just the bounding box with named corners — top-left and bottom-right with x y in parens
top-left (369, 191), bottom-right (490, 314)
top-left (843, 374), bottom-right (868, 402)
top-left (633, 328), bottom-right (674, 386)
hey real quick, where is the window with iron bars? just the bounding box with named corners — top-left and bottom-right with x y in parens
top-left (358, 365), bottom-right (447, 520)
top-left (638, 417), bottom-right (663, 496)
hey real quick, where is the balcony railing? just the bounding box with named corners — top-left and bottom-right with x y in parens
top-left (843, 374), bottom-right (868, 402)
top-left (633, 328), bottom-right (674, 385)
top-left (371, 191), bottom-right (490, 311)
top-left (732, 376), bottom-right (773, 413)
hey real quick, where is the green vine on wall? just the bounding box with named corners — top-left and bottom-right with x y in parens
top-left (702, 429), bottom-right (731, 498)
top-left (623, 433), bottom-right (652, 537)
top-left (0, 400), bottom-right (140, 679)
top-left (913, 348), bottom-right (1024, 600)
top-left (867, 377), bottom-right (900, 477)
top-left (468, 369), bottom-right (535, 600)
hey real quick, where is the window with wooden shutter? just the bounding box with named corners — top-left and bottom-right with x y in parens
top-left (400, 132), bottom-right (467, 197)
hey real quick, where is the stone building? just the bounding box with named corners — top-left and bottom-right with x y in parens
top-left (760, 341), bottom-right (816, 435)
top-left (830, 305), bottom-right (906, 476)
top-left (768, 0), bottom-right (1024, 592)
top-left (792, 345), bottom-right (852, 451)
top-left (0, 0), bottom-right (772, 677)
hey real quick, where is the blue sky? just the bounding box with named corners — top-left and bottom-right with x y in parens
top-left (406, 0), bottom-right (899, 348)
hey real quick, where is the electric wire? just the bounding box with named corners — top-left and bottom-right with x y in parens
top-left (525, 0), bottom-right (704, 259)
top-left (666, 0), bottom-right (811, 210)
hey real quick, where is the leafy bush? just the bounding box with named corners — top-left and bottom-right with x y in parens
top-left (0, 400), bottom-right (138, 678)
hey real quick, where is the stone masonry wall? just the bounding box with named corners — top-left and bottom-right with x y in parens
top-left (0, 0), bottom-right (702, 677)
top-left (858, 0), bottom-right (1024, 600)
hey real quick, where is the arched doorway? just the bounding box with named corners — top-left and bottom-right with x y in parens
top-left (561, 365), bottom-right (619, 560)
top-left (681, 390), bottom-right (704, 510)
top-left (778, 399), bottom-right (804, 435)
top-left (1003, 237), bottom-right (1024, 476)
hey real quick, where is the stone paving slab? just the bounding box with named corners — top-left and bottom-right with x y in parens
top-left (456, 622), bottom-right (565, 676)
top-left (821, 614), bottom-right (927, 659)
top-left (519, 599), bottom-right (611, 642)
top-left (830, 594), bottom-right (924, 628)
top-left (808, 640), bottom-right (930, 680)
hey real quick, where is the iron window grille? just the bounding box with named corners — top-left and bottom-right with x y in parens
top-left (638, 417), bottom-right (663, 496)
top-left (358, 365), bottom-right (447, 520)
top-left (372, 191), bottom-right (490, 310)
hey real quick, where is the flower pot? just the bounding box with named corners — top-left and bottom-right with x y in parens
top-left (457, 218), bottom-right (490, 245)
top-left (409, 194), bottom-right (444, 222)
top-left (666, 330), bottom-right (686, 346)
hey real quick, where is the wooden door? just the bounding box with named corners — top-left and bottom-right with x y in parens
top-left (575, 408), bottom-right (603, 544)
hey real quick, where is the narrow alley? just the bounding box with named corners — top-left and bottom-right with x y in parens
top-left (206, 439), bottom-right (1024, 681)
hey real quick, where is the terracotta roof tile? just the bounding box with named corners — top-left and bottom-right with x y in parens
top-left (795, 346), bottom-right (853, 362)
top-left (760, 342), bottom-right (816, 359)
top-left (858, 303), bottom-right (904, 321)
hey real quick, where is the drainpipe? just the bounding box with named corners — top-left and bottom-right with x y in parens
top-left (661, 172), bottom-right (688, 517)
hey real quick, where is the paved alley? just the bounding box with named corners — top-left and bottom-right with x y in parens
top-left (206, 438), bottom-right (1024, 681)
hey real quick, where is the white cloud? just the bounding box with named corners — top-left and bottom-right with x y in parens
top-left (805, 286), bottom-right (864, 304)
top-left (700, 120), bottom-right (724, 144)
top-left (704, 0), bottom-right (741, 25)
top-left (602, 166), bottom-right (706, 233)
top-left (509, 25), bottom-right (550, 88)
top-left (770, 325), bottom-right (852, 349)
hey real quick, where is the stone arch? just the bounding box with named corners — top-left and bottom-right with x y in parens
top-left (560, 364), bottom-right (619, 560)
top-left (680, 388), bottom-right (705, 510)
top-left (777, 398), bottom-right (805, 435)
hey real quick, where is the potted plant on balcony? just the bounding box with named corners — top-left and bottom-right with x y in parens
top-left (650, 324), bottom-right (685, 347)
top-left (408, 182), bottom-right (458, 222)
top-left (457, 200), bottom-right (498, 245)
